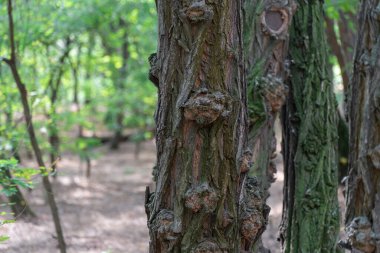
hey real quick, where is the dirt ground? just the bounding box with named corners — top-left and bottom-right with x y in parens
top-left (0, 139), bottom-right (342, 253)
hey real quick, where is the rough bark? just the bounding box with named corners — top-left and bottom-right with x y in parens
top-left (280, 1), bottom-right (341, 252)
top-left (146, 1), bottom-right (259, 252)
top-left (243, 0), bottom-right (295, 251)
top-left (342, 0), bottom-right (380, 252)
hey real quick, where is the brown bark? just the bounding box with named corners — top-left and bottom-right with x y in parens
top-left (243, 0), bottom-right (296, 251)
top-left (146, 1), bottom-right (260, 252)
top-left (342, 0), bottom-right (380, 252)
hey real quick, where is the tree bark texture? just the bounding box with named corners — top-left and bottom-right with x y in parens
top-left (343, 0), bottom-right (380, 252)
top-left (145, 1), bottom-right (263, 252)
top-left (280, 1), bottom-right (341, 252)
top-left (243, 0), bottom-right (295, 251)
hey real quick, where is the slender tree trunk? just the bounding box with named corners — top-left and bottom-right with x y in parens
top-left (243, 0), bottom-right (295, 251)
top-left (342, 0), bottom-right (380, 252)
top-left (145, 1), bottom-right (265, 252)
top-left (4, 111), bottom-right (35, 218)
top-left (4, 169), bottom-right (35, 219)
top-left (280, 1), bottom-right (341, 252)
top-left (110, 23), bottom-right (129, 150)
top-left (47, 38), bottom-right (71, 174)
top-left (325, 16), bottom-right (351, 91)
top-left (2, 1), bottom-right (66, 252)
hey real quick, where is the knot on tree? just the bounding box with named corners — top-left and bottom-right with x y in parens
top-left (358, 50), bottom-right (371, 72)
top-left (341, 216), bottom-right (377, 253)
top-left (240, 210), bottom-right (264, 242)
top-left (239, 177), bottom-right (269, 243)
top-left (183, 89), bottom-right (230, 126)
top-left (261, 8), bottom-right (289, 39)
top-left (184, 183), bottom-right (219, 213)
top-left (151, 209), bottom-right (178, 242)
top-left (239, 149), bottom-right (253, 173)
top-left (181, 0), bottom-right (214, 24)
top-left (260, 75), bottom-right (288, 113)
top-left (368, 145), bottom-right (380, 170)
top-left (191, 240), bottom-right (224, 253)
top-left (148, 53), bottom-right (159, 88)
top-left (149, 209), bottom-right (181, 251)
top-left (302, 189), bottom-right (322, 211)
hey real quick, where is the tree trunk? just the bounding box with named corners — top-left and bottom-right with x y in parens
top-left (243, 0), bottom-right (295, 251)
top-left (47, 37), bottom-right (71, 174)
top-left (343, 0), bottom-right (380, 252)
top-left (146, 1), bottom-right (264, 252)
top-left (280, 1), bottom-right (341, 252)
top-left (3, 111), bottom-right (35, 218)
top-left (4, 168), bottom-right (35, 218)
top-left (3, 1), bottom-right (66, 252)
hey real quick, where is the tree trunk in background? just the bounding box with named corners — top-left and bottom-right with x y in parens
top-left (4, 169), bottom-right (35, 218)
top-left (243, 0), bottom-right (295, 251)
top-left (108, 18), bottom-right (129, 150)
top-left (280, 1), bottom-right (341, 252)
top-left (3, 111), bottom-right (35, 218)
top-left (146, 1), bottom-right (265, 252)
top-left (343, 0), bottom-right (380, 252)
top-left (3, 1), bottom-right (66, 251)
top-left (325, 9), bottom-right (356, 94)
top-left (109, 34), bottom-right (128, 149)
top-left (47, 38), bottom-right (71, 174)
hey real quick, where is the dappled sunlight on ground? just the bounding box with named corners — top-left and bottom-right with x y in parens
top-left (0, 138), bottom-right (294, 253)
top-left (0, 141), bottom-right (155, 253)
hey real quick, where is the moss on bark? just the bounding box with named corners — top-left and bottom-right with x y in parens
top-left (280, 1), bottom-right (341, 252)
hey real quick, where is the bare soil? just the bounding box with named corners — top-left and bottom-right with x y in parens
top-left (0, 139), bottom-right (342, 253)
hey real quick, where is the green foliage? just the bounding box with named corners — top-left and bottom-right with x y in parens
top-left (0, 0), bottom-right (157, 160)
top-left (0, 159), bottom-right (37, 196)
top-left (0, 159), bottom-right (39, 242)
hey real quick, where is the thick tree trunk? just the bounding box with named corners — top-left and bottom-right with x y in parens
top-left (280, 1), bottom-right (341, 252)
top-left (146, 1), bottom-right (264, 252)
top-left (243, 0), bottom-right (295, 251)
top-left (342, 0), bottom-right (380, 252)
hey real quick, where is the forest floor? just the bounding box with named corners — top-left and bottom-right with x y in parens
top-left (0, 139), bottom-right (344, 253)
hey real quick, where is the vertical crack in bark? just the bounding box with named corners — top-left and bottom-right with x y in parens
top-left (343, 1), bottom-right (380, 252)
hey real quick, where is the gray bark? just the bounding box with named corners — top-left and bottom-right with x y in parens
top-left (343, 0), bottom-right (380, 252)
top-left (243, 0), bottom-right (295, 251)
